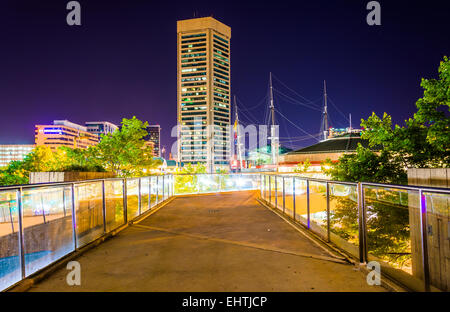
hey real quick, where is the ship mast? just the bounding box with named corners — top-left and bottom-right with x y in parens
top-left (323, 80), bottom-right (328, 140)
top-left (234, 95), bottom-right (243, 172)
top-left (269, 72), bottom-right (279, 167)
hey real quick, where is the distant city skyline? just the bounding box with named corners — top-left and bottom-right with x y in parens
top-left (0, 0), bottom-right (449, 151)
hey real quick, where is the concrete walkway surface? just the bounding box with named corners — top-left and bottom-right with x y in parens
top-left (29, 191), bottom-right (386, 292)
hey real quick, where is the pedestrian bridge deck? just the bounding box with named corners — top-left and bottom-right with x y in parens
top-left (29, 191), bottom-right (385, 292)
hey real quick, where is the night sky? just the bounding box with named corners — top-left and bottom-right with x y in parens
top-left (0, 0), bottom-right (449, 154)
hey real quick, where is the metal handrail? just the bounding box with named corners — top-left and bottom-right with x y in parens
top-left (259, 173), bottom-right (449, 292)
top-left (268, 174), bottom-right (450, 193)
top-left (0, 174), bottom-right (175, 291)
top-left (0, 175), bottom-right (175, 191)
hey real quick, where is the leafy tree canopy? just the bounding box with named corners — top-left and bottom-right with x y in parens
top-left (94, 116), bottom-right (161, 176)
top-left (294, 159), bottom-right (311, 173)
top-left (329, 56), bottom-right (449, 183)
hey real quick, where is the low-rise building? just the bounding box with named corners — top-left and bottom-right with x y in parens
top-left (0, 144), bottom-right (35, 167)
top-left (278, 132), bottom-right (378, 172)
top-left (85, 121), bottom-right (118, 139)
top-left (35, 120), bottom-right (99, 150)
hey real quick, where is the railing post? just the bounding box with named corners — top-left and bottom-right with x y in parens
top-left (123, 179), bottom-right (128, 224)
top-left (293, 177), bottom-right (296, 220)
top-left (419, 189), bottom-right (431, 292)
top-left (260, 174), bottom-right (263, 198)
top-left (102, 180), bottom-right (107, 233)
top-left (156, 175), bottom-right (159, 204)
top-left (306, 179), bottom-right (310, 229)
top-left (269, 175), bottom-right (272, 204)
top-left (162, 175), bottom-right (165, 200)
top-left (282, 177), bottom-right (285, 213)
top-left (62, 188), bottom-right (66, 217)
top-left (326, 182), bottom-right (330, 242)
top-left (275, 176), bottom-right (278, 208)
top-left (71, 183), bottom-right (77, 250)
top-left (148, 177), bottom-right (151, 209)
top-left (172, 175), bottom-right (175, 197)
top-left (357, 182), bottom-right (367, 263)
top-left (17, 187), bottom-right (25, 278)
top-left (138, 178), bottom-right (142, 215)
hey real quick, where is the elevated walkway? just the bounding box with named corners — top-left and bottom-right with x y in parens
top-left (28, 191), bottom-right (385, 292)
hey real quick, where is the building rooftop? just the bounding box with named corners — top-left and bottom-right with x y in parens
top-left (53, 120), bottom-right (87, 132)
top-left (249, 145), bottom-right (293, 156)
top-left (177, 16), bottom-right (231, 38)
top-left (286, 132), bottom-right (379, 155)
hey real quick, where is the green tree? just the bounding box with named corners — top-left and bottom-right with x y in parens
top-left (414, 55), bottom-right (450, 150)
top-left (320, 157), bottom-right (333, 173)
top-left (174, 163), bottom-right (208, 194)
top-left (329, 56), bottom-right (450, 184)
top-left (325, 58), bottom-right (450, 272)
top-left (327, 145), bottom-right (407, 184)
top-left (294, 159), bottom-right (311, 173)
top-left (361, 112), bottom-right (447, 169)
top-left (95, 116), bottom-right (160, 177)
top-left (0, 160), bottom-right (29, 185)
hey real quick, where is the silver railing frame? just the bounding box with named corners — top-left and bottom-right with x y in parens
top-left (259, 173), bottom-right (450, 292)
top-left (0, 174), bottom-right (175, 291)
top-left (0, 173), bottom-right (263, 291)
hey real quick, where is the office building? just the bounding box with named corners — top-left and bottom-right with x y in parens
top-left (85, 121), bottom-right (118, 139)
top-left (144, 125), bottom-right (161, 157)
top-left (35, 120), bottom-right (99, 150)
top-left (177, 17), bottom-right (231, 172)
top-left (0, 144), bottom-right (35, 167)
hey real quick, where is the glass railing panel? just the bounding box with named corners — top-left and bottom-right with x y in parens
top-left (238, 174), bottom-right (260, 191)
top-left (22, 185), bottom-right (74, 277)
top-left (0, 190), bottom-right (21, 291)
top-left (126, 179), bottom-right (139, 220)
top-left (75, 182), bottom-right (104, 248)
top-left (164, 175), bottom-right (170, 199)
top-left (174, 174), bottom-right (198, 195)
top-left (174, 174), bottom-right (260, 195)
top-left (169, 175), bottom-right (174, 197)
top-left (140, 177), bottom-right (150, 213)
top-left (270, 176), bottom-right (276, 206)
top-left (364, 186), bottom-right (424, 289)
top-left (160, 176), bottom-right (165, 200)
top-left (157, 176), bottom-right (164, 202)
top-left (294, 178), bottom-right (308, 226)
top-left (284, 177), bottom-right (294, 218)
top-left (423, 191), bottom-right (449, 291)
top-left (262, 175), bottom-right (267, 200)
top-left (104, 180), bottom-right (124, 232)
top-left (308, 181), bottom-right (328, 239)
top-left (275, 177), bottom-right (283, 211)
top-left (150, 176), bottom-right (157, 207)
top-left (328, 183), bottom-right (359, 258)
top-left (197, 175), bottom-right (220, 193)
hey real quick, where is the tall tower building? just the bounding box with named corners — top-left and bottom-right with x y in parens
top-left (177, 17), bottom-right (231, 172)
